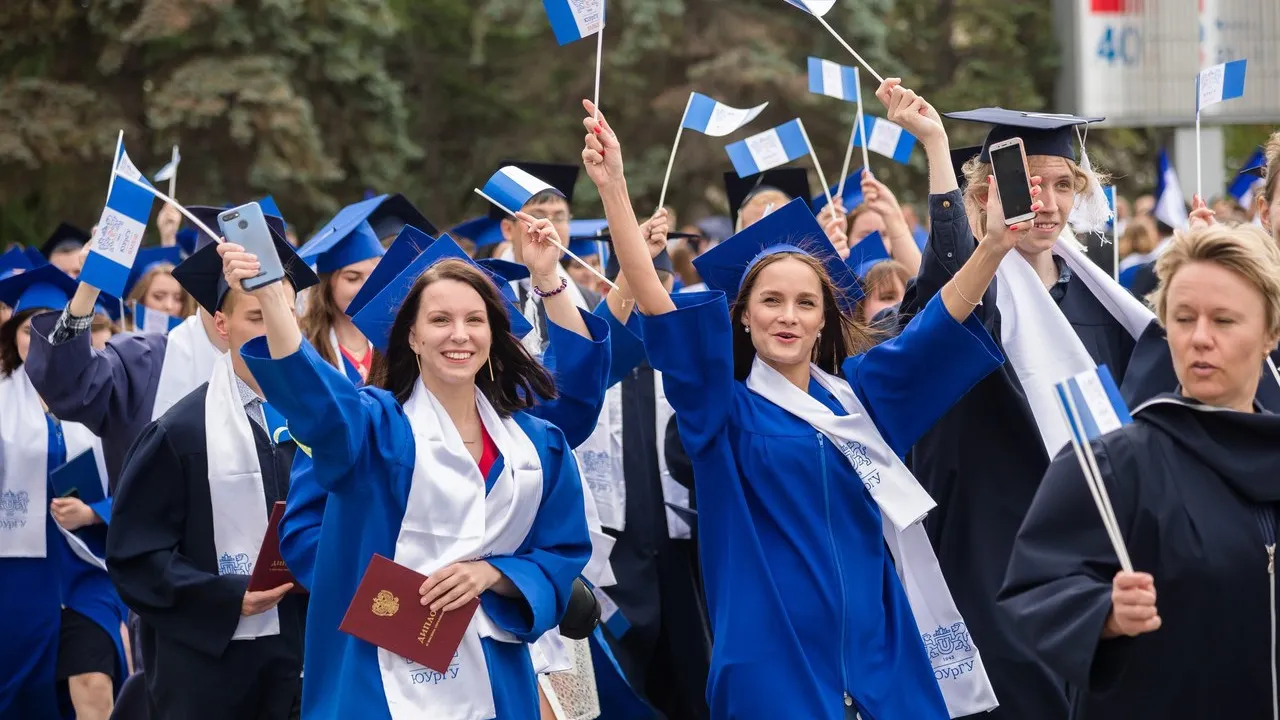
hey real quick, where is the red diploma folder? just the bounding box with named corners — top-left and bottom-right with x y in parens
top-left (339, 554), bottom-right (481, 674)
top-left (247, 502), bottom-right (304, 593)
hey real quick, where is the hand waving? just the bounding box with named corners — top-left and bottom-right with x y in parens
top-left (582, 99), bottom-right (625, 188)
top-left (875, 79), bottom-right (945, 146)
top-left (515, 211), bottom-right (565, 282)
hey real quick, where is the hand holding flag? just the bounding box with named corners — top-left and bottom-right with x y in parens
top-left (80, 142), bottom-right (158, 297)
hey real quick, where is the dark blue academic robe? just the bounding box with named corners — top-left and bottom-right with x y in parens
top-left (897, 190), bottom-right (1141, 720)
top-left (640, 290), bottom-right (1003, 720)
top-left (26, 312), bottom-right (170, 491)
top-left (1121, 322), bottom-right (1280, 409)
top-left (1000, 396), bottom-right (1280, 719)
top-left (277, 308), bottom-right (611, 592)
top-left (241, 337), bottom-right (591, 720)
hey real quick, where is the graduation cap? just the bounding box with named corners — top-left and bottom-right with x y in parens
top-left (812, 170), bottom-right (866, 215)
top-left (943, 108), bottom-right (1104, 162)
top-left (258, 196), bottom-right (287, 231)
top-left (724, 168), bottom-right (811, 227)
top-left (350, 234), bottom-right (532, 352)
top-left (0, 263), bottom-right (119, 320)
top-left (184, 206), bottom-right (289, 255)
top-left (846, 231), bottom-right (892, 279)
top-left (1240, 162), bottom-right (1267, 179)
top-left (172, 224), bottom-right (319, 315)
top-left (449, 216), bottom-right (505, 248)
top-left (950, 145), bottom-right (983, 191)
top-left (0, 247), bottom-right (34, 281)
top-left (693, 197), bottom-right (863, 311)
top-left (486, 161), bottom-right (579, 221)
top-left (123, 246), bottom-right (184, 298)
top-left (591, 231), bottom-right (696, 281)
top-left (40, 222), bottom-right (91, 258)
top-left (23, 247), bottom-right (47, 268)
top-left (301, 194), bottom-right (435, 275)
top-left (344, 224), bottom-right (436, 320)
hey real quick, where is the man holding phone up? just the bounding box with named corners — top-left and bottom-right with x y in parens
top-left (106, 209), bottom-right (318, 720)
top-left (873, 82), bottom-right (1157, 720)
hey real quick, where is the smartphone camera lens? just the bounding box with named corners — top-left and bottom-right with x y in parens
top-left (238, 220), bottom-right (248, 230)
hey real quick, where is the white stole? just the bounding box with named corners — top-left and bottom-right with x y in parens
top-left (0, 368), bottom-right (108, 569)
top-left (204, 352), bottom-right (278, 640)
top-left (153, 310), bottom-right (224, 421)
top-left (994, 238), bottom-right (1154, 455)
top-left (382, 380), bottom-right (544, 720)
top-left (746, 358), bottom-right (998, 718)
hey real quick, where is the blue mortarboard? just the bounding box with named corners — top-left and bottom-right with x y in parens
top-left (846, 231), bottom-right (892, 279)
top-left (724, 168), bottom-right (811, 227)
top-left (590, 230), bottom-right (695, 280)
top-left (258, 196), bottom-right (286, 230)
top-left (0, 263), bottom-right (86, 315)
top-left (123, 246), bottom-right (185, 298)
top-left (693, 197), bottom-right (863, 311)
top-left (350, 234), bottom-right (532, 352)
top-left (475, 258), bottom-right (534, 315)
top-left (176, 228), bottom-right (200, 256)
top-left (569, 218), bottom-right (608, 238)
top-left (449, 216), bottom-right (506, 248)
top-left (568, 238), bottom-right (604, 259)
top-left (344, 224), bottom-right (436, 320)
top-left (172, 223), bottom-right (319, 315)
top-left (23, 247), bottom-right (47, 268)
top-left (302, 194), bottom-right (436, 274)
top-left (486, 162), bottom-right (579, 221)
top-left (812, 169), bottom-right (866, 214)
top-left (0, 247), bottom-right (34, 280)
top-left (950, 145), bottom-right (983, 191)
top-left (1240, 162), bottom-right (1267, 179)
top-left (944, 108), bottom-right (1103, 162)
top-left (40, 222), bottom-right (91, 258)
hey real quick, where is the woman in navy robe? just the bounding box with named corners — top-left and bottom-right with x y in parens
top-left (579, 99), bottom-right (1017, 719)
top-left (235, 220), bottom-right (592, 719)
top-left (0, 265), bottom-right (127, 720)
top-left (1001, 223), bottom-right (1280, 718)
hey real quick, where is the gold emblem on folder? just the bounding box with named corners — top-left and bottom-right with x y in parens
top-left (372, 590), bottom-right (400, 617)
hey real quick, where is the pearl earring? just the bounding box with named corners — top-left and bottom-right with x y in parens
top-left (744, 326), bottom-right (750, 334)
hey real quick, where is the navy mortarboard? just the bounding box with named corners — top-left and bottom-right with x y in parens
top-left (0, 246), bottom-right (34, 280)
top-left (943, 108), bottom-right (1104, 162)
top-left (449, 216), bottom-right (505, 248)
top-left (949, 146), bottom-right (983, 191)
top-left (343, 224), bottom-right (436, 320)
top-left (300, 194), bottom-right (434, 274)
top-left (172, 223), bottom-right (318, 315)
top-left (693, 197), bottom-right (862, 311)
top-left (40, 222), bottom-right (91, 259)
top-left (724, 168), bottom-right (811, 228)
top-left (122, 246), bottom-right (185, 299)
top-left (0, 263), bottom-right (119, 320)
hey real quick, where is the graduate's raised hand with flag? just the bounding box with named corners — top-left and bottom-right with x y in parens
top-left (582, 98), bottom-right (624, 187)
top-left (876, 79), bottom-right (945, 145)
top-left (641, 207), bottom-right (671, 254)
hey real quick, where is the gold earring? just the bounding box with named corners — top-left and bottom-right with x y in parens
top-left (488, 359), bottom-right (496, 383)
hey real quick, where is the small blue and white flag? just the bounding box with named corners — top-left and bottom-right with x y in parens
top-left (81, 145), bottom-right (157, 298)
top-left (132, 304), bottom-right (183, 335)
top-left (153, 147), bottom-right (181, 182)
top-left (480, 166), bottom-right (564, 216)
top-left (1196, 58), bottom-right (1247, 112)
top-left (682, 93), bottom-right (768, 137)
top-left (1055, 365), bottom-right (1133, 445)
top-left (853, 115), bottom-right (916, 164)
top-left (725, 119), bottom-right (809, 178)
top-left (542, 0), bottom-right (605, 46)
top-left (808, 57), bottom-right (859, 102)
top-left (1154, 149), bottom-right (1189, 230)
top-left (782, 0), bottom-right (837, 17)
top-left (1228, 148), bottom-right (1266, 207)
top-left (592, 586), bottom-right (631, 638)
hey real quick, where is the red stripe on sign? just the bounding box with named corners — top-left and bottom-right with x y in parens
top-left (1091, 0), bottom-right (1142, 12)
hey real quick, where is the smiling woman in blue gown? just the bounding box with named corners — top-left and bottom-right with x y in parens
top-left (577, 98), bottom-right (1022, 720)
top-left (231, 219), bottom-right (592, 719)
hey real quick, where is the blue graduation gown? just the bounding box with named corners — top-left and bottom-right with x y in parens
top-left (277, 308), bottom-right (611, 592)
top-left (639, 290), bottom-right (1003, 720)
top-left (241, 337), bottom-right (592, 720)
top-left (0, 416), bottom-right (126, 720)
top-left (25, 311), bottom-right (171, 491)
top-left (897, 190), bottom-right (1141, 720)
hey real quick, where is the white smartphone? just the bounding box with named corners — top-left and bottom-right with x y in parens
top-left (987, 138), bottom-right (1036, 226)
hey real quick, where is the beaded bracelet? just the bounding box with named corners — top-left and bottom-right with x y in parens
top-left (532, 276), bottom-right (569, 298)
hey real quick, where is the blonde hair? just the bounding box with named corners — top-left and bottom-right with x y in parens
top-left (1119, 219), bottom-right (1157, 258)
top-left (1262, 130), bottom-right (1280, 207)
top-left (1150, 224), bottom-right (1280, 340)
top-left (300, 272), bottom-right (345, 370)
top-left (125, 263), bottom-right (195, 327)
top-left (961, 155), bottom-right (1109, 236)
top-left (857, 259), bottom-right (911, 323)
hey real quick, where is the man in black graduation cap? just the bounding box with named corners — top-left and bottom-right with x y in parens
top-left (105, 225), bottom-right (317, 720)
top-left (41, 222), bottom-right (91, 278)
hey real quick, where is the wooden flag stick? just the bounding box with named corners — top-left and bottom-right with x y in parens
top-left (814, 15), bottom-right (885, 85)
top-left (1059, 391), bottom-right (1134, 572)
top-left (795, 118), bottom-right (835, 214)
top-left (117, 173), bottom-right (219, 242)
top-left (656, 92), bottom-right (695, 213)
top-left (168, 145), bottom-right (179, 199)
top-left (473, 187), bottom-right (620, 293)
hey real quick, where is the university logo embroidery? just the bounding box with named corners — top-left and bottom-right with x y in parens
top-left (578, 450), bottom-right (610, 479)
top-left (0, 490), bottom-right (30, 528)
top-left (218, 552), bottom-right (254, 575)
top-left (372, 590), bottom-right (400, 617)
top-left (922, 622), bottom-right (974, 660)
top-left (836, 440), bottom-right (882, 490)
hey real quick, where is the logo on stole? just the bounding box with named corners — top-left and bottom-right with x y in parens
top-left (0, 490), bottom-right (30, 517)
top-left (836, 440), bottom-right (882, 489)
top-left (578, 449), bottom-right (610, 479)
top-left (922, 622), bottom-right (974, 660)
top-left (218, 552), bottom-right (253, 575)
top-left (372, 590), bottom-right (400, 617)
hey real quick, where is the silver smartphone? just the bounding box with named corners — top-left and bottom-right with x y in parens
top-left (987, 138), bottom-right (1036, 226)
top-left (218, 202), bottom-right (286, 292)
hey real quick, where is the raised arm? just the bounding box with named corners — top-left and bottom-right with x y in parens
top-left (581, 99), bottom-right (676, 317)
top-left (515, 211), bottom-right (591, 340)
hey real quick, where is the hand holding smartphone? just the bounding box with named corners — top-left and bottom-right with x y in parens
top-left (218, 202), bottom-right (286, 292)
top-left (987, 138), bottom-right (1036, 227)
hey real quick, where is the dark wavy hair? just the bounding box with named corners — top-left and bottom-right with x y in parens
top-left (366, 259), bottom-right (557, 415)
top-left (730, 251), bottom-right (876, 382)
top-left (0, 308), bottom-right (42, 377)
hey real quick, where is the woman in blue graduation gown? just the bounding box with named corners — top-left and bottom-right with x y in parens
top-left (579, 99), bottom-right (1011, 720)
top-left (0, 266), bottom-right (128, 720)
top-left (236, 224), bottom-right (592, 720)
top-left (1000, 224), bottom-right (1280, 718)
